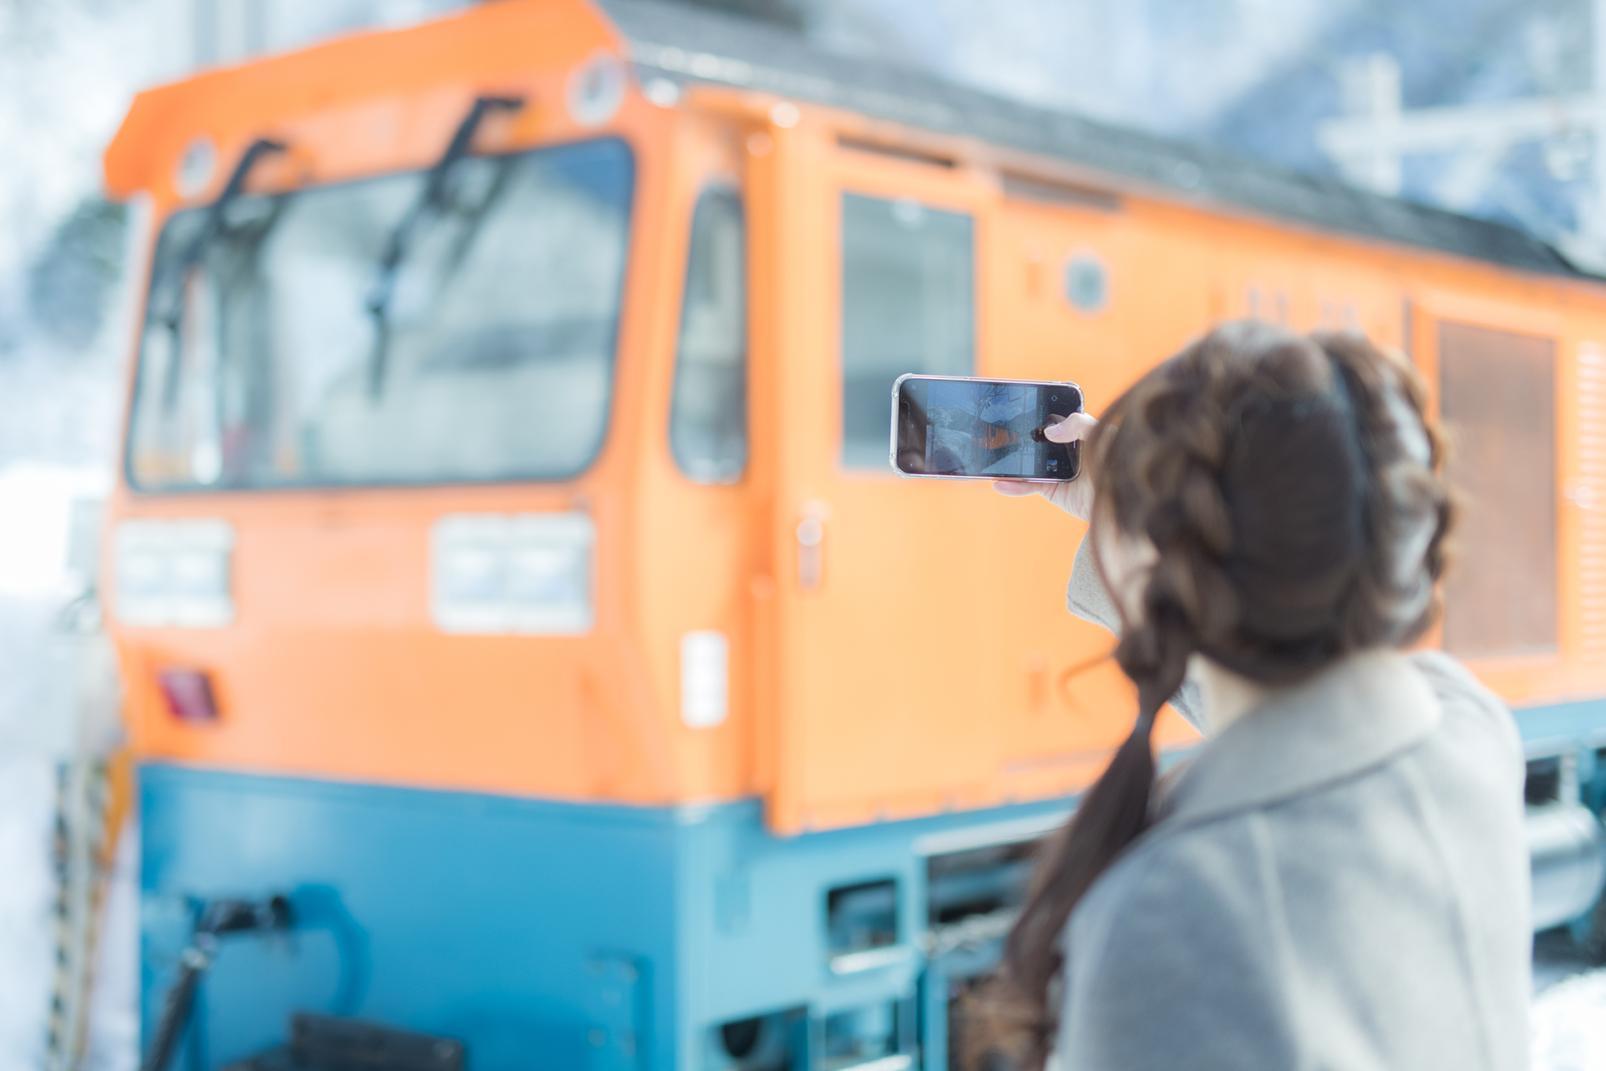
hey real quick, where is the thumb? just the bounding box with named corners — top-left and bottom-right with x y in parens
top-left (1043, 411), bottom-right (1098, 444)
top-left (993, 479), bottom-right (1040, 496)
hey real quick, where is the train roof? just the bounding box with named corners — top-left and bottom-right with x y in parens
top-left (604, 0), bottom-right (1589, 280)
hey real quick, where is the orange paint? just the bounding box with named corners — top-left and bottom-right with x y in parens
top-left (103, 0), bottom-right (1606, 835)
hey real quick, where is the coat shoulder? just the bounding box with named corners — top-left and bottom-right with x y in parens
top-left (1406, 650), bottom-right (1523, 775)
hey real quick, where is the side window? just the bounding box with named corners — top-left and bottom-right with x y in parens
top-left (1438, 321), bottom-right (1558, 657)
top-left (840, 194), bottom-right (974, 468)
top-left (670, 189), bottom-right (747, 483)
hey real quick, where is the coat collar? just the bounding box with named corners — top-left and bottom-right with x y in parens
top-left (1155, 650), bottom-right (1441, 829)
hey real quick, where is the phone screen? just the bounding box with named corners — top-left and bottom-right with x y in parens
top-left (892, 377), bottom-right (1083, 480)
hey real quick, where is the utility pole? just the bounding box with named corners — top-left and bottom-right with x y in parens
top-left (189, 0), bottom-right (267, 67)
top-left (1334, 52), bottom-right (1403, 196)
top-left (1590, 0), bottom-right (1606, 251)
top-left (1317, 0), bottom-right (1606, 271)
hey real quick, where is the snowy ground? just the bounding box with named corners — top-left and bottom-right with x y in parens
top-left (0, 756), bottom-right (54, 1071)
top-left (1532, 931), bottom-right (1606, 1071)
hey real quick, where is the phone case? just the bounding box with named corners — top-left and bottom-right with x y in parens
top-left (888, 372), bottom-right (1085, 482)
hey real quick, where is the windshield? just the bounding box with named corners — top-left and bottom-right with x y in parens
top-left (127, 137), bottom-right (633, 490)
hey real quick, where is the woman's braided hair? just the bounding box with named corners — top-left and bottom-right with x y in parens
top-left (968, 322), bottom-right (1454, 1069)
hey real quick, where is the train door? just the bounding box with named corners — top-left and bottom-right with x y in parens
top-left (752, 128), bottom-right (1155, 835)
top-left (751, 134), bottom-right (1003, 834)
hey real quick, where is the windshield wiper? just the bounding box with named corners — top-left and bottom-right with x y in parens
top-left (365, 94), bottom-right (525, 399)
top-left (156, 136), bottom-right (288, 409)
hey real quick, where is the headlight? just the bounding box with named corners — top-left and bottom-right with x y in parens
top-left (114, 520), bottom-right (234, 628)
top-left (432, 513), bottom-right (594, 635)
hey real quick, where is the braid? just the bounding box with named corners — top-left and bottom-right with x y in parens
top-left (1315, 332), bottom-right (1454, 647)
top-left (1122, 349), bottom-right (1245, 650)
top-left (973, 368), bottom-right (1238, 1069)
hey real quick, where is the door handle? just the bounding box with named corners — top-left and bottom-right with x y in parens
top-left (795, 501), bottom-right (829, 590)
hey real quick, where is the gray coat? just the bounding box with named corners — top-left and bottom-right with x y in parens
top-left (1053, 540), bottom-right (1531, 1070)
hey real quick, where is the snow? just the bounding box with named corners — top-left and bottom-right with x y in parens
top-left (1533, 969), bottom-right (1606, 1071)
top-left (0, 758), bottom-right (54, 1071)
top-left (0, 464), bottom-right (107, 600)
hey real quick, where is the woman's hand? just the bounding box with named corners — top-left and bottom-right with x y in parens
top-left (994, 412), bottom-right (1099, 521)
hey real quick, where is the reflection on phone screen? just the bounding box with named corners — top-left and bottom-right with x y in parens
top-left (897, 379), bottom-right (1078, 479)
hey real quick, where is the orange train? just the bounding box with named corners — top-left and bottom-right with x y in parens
top-left (102, 1), bottom-right (1606, 1068)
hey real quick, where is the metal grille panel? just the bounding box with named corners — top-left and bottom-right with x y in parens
top-left (1439, 321), bottom-right (1559, 658)
top-left (1578, 344), bottom-right (1606, 659)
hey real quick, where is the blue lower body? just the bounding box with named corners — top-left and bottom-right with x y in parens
top-left (139, 698), bottom-right (1606, 1070)
top-left (139, 764), bottom-right (1072, 1070)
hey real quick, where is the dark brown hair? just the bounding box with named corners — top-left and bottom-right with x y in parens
top-left (969, 322), bottom-right (1453, 1068)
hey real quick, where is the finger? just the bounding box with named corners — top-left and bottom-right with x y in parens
top-left (993, 480), bottom-right (1040, 497)
top-left (1043, 411), bottom-right (1098, 444)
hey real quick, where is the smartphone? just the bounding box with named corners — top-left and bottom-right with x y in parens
top-left (890, 374), bottom-right (1084, 481)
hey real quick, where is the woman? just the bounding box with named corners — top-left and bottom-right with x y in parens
top-left (986, 322), bottom-right (1530, 1069)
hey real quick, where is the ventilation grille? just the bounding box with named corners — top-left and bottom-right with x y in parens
top-left (1439, 322), bottom-right (1558, 657)
top-left (1580, 344), bottom-right (1606, 658)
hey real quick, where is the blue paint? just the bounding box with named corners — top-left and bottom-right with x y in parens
top-left (138, 695), bottom-right (1606, 1070)
top-left (1514, 695), bottom-right (1606, 819)
top-left (1515, 696), bottom-right (1606, 756)
top-left (139, 765), bottom-right (1073, 1070)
